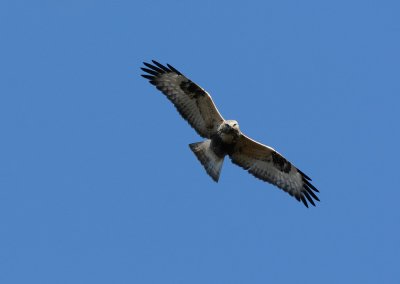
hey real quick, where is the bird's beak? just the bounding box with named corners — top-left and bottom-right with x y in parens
top-left (224, 124), bottom-right (232, 133)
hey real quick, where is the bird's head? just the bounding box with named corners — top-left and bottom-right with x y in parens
top-left (224, 120), bottom-right (240, 133)
top-left (218, 120), bottom-right (240, 143)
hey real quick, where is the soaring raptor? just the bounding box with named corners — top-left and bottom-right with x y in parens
top-left (141, 60), bottom-right (319, 207)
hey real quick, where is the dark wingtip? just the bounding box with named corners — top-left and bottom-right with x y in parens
top-left (303, 190), bottom-right (316, 207)
top-left (141, 67), bottom-right (160, 76)
top-left (141, 74), bottom-right (154, 80)
top-left (142, 61), bottom-right (165, 74)
top-left (141, 60), bottom-right (182, 76)
top-left (298, 169), bottom-right (312, 181)
top-left (300, 195), bottom-right (309, 208)
top-left (166, 63), bottom-right (182, 75)
top-left (304, 185), bottom-right (320, 202)
top-left (151, 60), bottom-right (170, 72)
top-left (298, 174), bottom-right (320, 207)
top-left (303, 179), bottom-right (319, 193)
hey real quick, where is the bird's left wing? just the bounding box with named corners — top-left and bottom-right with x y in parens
top-left (141, 60), bottom-right (224, 138)
top-left (230, 134), bottom-right (319, 207)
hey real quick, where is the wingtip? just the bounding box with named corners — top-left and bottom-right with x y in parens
top-left (300, 195), bottom-right (309, 208)
top-left (303, 179), bottom-right (319, 193)
top-left (304, 186), bottom-right (320, 202)
top-left (141, 74), bottom-right (154, 80)
top-left (303, 191), bottom-right (316, 207)
top-left (141, 60), bottom-right (182, 75)
top-left (298, 169), bottom-right (312, 181)
top-left (166, 63), bottom-right (182, 75)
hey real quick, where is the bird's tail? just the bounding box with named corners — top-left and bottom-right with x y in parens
top-left (189, 140), bottom-right (224, 182)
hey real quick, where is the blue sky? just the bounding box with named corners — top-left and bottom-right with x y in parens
top-left (1, 0), bottom-right (399, 283)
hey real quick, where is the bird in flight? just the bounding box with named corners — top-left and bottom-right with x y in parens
top-left (141, 60), bottom-right (319, 207)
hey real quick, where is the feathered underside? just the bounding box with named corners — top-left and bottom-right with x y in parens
top-left (141, 60), bottom-right (224, 138)
top-left (230, 134), bottom-right (319, 207)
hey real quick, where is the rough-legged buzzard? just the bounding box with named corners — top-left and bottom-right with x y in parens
top-left (141, 60), bottom-right (319, 207)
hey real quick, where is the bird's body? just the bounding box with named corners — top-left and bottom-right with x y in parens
top-left (189, 120), bottom-right (240, 182)
top-left (141, 60), bottom-right (320, 207)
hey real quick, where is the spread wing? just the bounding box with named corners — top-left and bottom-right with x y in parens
top-left (141, 60), bottom-right (224, 138)
top-left (230, 134), bottom-right (319, 207)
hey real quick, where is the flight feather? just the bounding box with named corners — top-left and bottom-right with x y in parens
top-left (141, 60), bottom-right (224, 138)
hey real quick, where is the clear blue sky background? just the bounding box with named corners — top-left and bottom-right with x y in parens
top-left (1, 0), bottom-right (399, 283)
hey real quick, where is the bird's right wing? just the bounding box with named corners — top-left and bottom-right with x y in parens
top-left (230, 134), bottom-right (319, 207)
top-left (141, 60), bottom-right (224, 138)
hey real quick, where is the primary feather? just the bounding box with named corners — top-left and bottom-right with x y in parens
top-left (141, 60), bottom-right (224, 138)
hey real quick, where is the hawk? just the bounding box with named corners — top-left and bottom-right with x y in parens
top-left (141, 60), bottom-right (319, 207)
